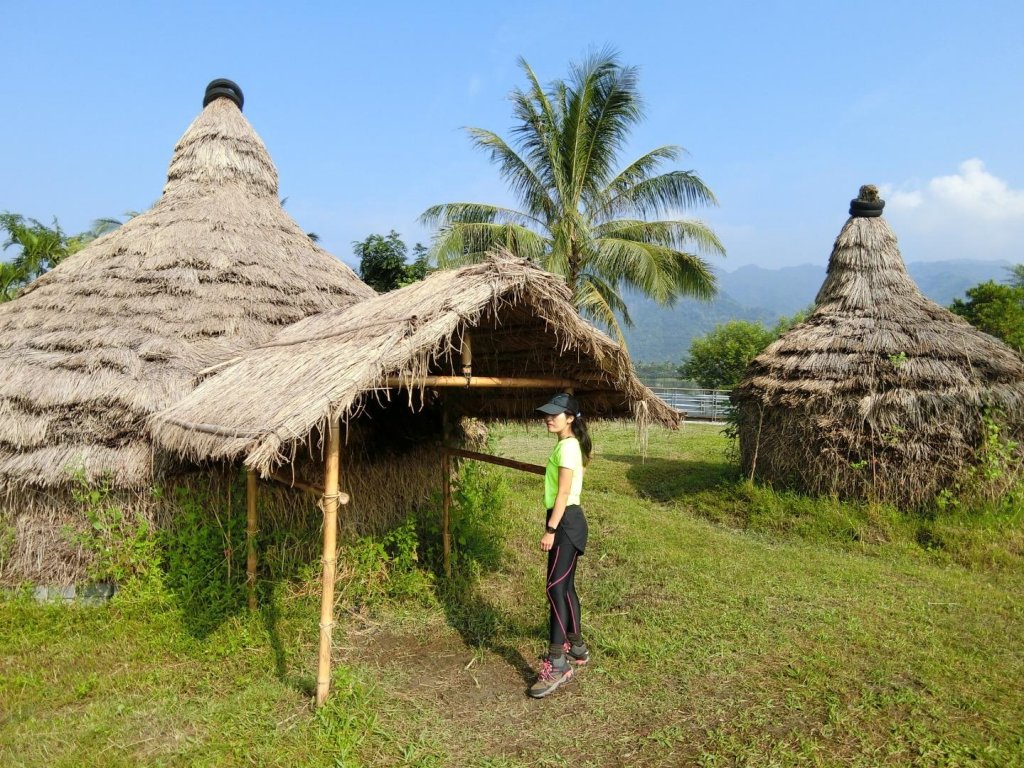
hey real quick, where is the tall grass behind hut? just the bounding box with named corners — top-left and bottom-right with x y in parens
top-left (0, 81), bottom-right (375, 583)
top-left (732, 186), bottom-right (1024, 507)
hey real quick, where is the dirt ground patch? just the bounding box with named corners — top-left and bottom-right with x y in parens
top-left (342, 619), bottom-right (540, 712)
top-left (336, 619), bottom-right (650, 765)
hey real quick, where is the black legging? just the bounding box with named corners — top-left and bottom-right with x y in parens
top-left (546, 534), bottom-right (582, 647)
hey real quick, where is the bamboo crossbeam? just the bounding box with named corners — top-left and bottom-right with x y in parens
top-left (443, 446), bottom-right (545, 476)
top-left (157, 416), bottom-right (260, 438)
top-left (246, 471), bottom-right (258, 611)
top-left (266, 471), bottom-right (351, 504)
top-left (385, 375), bottom-right (578, 389)
top-left (316, 419), bottom-right (342, 708)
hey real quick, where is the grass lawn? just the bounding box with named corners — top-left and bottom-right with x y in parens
top-left (2, 422), bottom-right (1022, 766)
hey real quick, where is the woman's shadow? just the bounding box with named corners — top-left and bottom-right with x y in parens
top-left (435, 574), bottom-right (538, 684)
top-left (602, 454), bottom-right (736, 501)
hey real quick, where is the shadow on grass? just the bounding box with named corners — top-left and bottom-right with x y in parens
top-left (259, 590), bottom-right (317, 697)
top-left (603, 454), bottom-right (738, 501)
top-left (434, 575), bottom-right (536, 684)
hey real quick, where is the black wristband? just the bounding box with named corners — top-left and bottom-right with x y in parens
top-left (545, 524), bottom-right (557, 534)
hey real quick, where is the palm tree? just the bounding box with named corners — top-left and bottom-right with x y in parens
top-left (421, 50), bottom-right (724, 340)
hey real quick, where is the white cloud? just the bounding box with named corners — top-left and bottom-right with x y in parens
top-left (880, 160), bottom-right (1024, 262)
top-left (886, 159), bottom-right (1024, 220)
top-left (928, 159), bottom-right (1024, 220)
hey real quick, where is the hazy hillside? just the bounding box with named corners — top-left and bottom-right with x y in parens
top-left (622, 259), bottom-right (1012, 363)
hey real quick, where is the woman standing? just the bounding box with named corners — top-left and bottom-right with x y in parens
top-left (529, 392), bottom-right (591, 698)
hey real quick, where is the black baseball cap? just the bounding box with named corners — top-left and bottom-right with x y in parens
top-left (536, 392), bottom-right (580, 416)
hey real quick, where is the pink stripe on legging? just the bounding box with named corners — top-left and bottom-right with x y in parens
top-left (567, 554), bottom-right (579, 633)
top-left (548, 546), bottom-right (560, 579)
top-left (546, 551), bottom-right (577, 643)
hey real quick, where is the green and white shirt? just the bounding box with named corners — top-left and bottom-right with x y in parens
top-left (544, 436), bottom-right (584, 509)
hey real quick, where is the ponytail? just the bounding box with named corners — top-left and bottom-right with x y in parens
top-left (571, 413), bottom-right (592, 466)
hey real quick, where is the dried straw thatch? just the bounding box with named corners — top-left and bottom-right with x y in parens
top-left (0, 80), bottom-right (374, 583)
top-left (150, 252), bottom-right (678, 477)
top-left (0, 80), bottom-right (374, 491)
top-left (732, 186), bottom-right (1024, 507)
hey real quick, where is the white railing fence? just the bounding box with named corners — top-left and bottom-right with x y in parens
top-left (648, 387), bottom-right (733, 422)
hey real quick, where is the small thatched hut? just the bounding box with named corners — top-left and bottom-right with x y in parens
top-left (149, 251), bottom-right (676, 705)
top-left (0, 80), bottom-right (374, 583)
top-left (732, 185), bottom-right (1024, 507)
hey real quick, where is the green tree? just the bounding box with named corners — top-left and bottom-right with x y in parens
top-left (1, 212), bottom-right (128, 302)
top-left (680, 320), bottom-right (776, 389)
top-left (1007, 264), bottom-right (1024, 289)
top-left (950, 276), bottom-right (1024, 352)
top-left (353, 231), bottom-right (431, 293)
top-left (679, 309), bottom-right (808, 390)
top-left (0, 262), bottom-right (24, 302)
top-left (421, 50), bottom-right (724, 341)
top-left (403, 243), bottom-right (430, 285)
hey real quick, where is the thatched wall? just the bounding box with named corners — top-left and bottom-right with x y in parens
top-left (733, 188), bottom-right (1024, 507)
top-left (0, 455), bottom-right (441, 586)
top-left (0, 399), bottom-right (475, 585)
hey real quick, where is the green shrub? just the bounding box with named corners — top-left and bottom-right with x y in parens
top-left (419, 461), bottom-right (508, 578)
top-left (64, 471), bottom-right (162, 587)
top-left (934, 414), bottom-right (1023, 517)
top-left (158, 477), bottom-right (247, 635)
top-left (336, 516), bottom-right (434, 609)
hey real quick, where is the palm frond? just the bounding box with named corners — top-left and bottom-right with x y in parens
top-left (604, 170), bottom-right (718, 219)
top-left (595, 218), bottom-right (725, 257)
top-left (429, 222), bottom-right (548, 269)
top-left (593, 145), bottom-right (681, 213)
top-left (511, 59), bottom-right (563, 195)
top-left (573, 274), bottom-right (630, 343)
top-left (90, 218), bottom-right (124, 236)
top-left (591, 236), bottom-right (716, 304)
top-left (465, 128), bottom-right (556, 221)
top-left (571, 57), bottom-right (642, 200)
top-left (419, 202), bottom-right (542, 231)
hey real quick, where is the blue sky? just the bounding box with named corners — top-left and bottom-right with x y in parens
top-left (3, 1), bottom-right (1022, 272)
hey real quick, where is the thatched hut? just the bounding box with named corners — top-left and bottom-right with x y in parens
top-left (0, 80), bottom-right (374, 583)
top-left (149, 250), bottom-right (676, 704)
top-left (732, 185), bottom-right (1024, 507)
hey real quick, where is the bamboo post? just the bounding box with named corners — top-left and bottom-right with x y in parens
top-left (461, 331), bottom-right (472, 381)
top-left (316, 417), bottom-right (342, 707)
top-left (441, 404), bottom-right (452, 578)
top-left (246, 470), bottom-right (258, 611)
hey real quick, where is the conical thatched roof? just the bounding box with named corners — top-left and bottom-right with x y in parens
top-left (0, 80), bottom-right (375, 490)
top-left (732, 185), bottom-right (1024, 506)
top-left (150, 252), bottom-right (678, 476)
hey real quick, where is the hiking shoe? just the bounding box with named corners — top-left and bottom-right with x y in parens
top-left (528, 656), bottom-right (573, 698)
top-left (564, 640), bottom-right (590, 665)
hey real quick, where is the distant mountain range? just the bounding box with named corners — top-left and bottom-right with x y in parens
top-left (620, 259), bottom-right (1013, 363)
